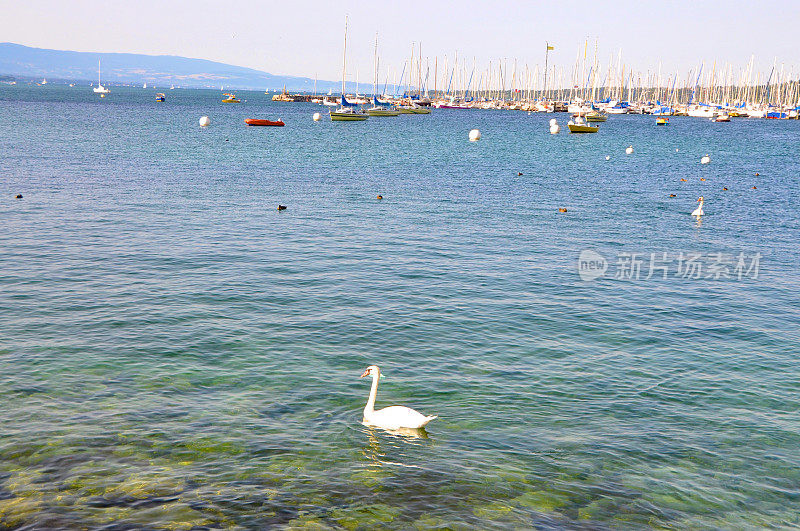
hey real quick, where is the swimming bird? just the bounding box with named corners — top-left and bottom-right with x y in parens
top-left (669, 194), bottom-right (676, 197)
top-left (752, 186), bottom-right (757, 190)
top-left (377, 195), bottom-right (383, 200)
top-left (701, 154), bottom-right (710, 164)
top-left (755, 172), bottom-right (760, 176)
top-left (691, 196), bottom-right (705, 217)
top-left (518, 172), bottom-right (523, 176)
top-left (360, 365), bottom-right (437, 430)
top-left (723, 187), bottom-right (728, 191)
top-left (680, 178), bottom-right (687, 182)
top-left (277, 205), bottom-right (287, 210)
top-left (700, 178), bottom-right (706, 181)
top-left (558, 207), bottom-right (568, 213)
top-left (626, 145), bottom-right (634, 154)
top-left (15, 194), bottom-right (22, 199)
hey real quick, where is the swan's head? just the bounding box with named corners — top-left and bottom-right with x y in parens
top-left (360, 365), bottom-right (380, 378)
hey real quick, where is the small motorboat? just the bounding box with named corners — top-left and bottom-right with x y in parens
top-left (245, 118), bottom-right (285, 126)
top-left (155, 93), bottom-right (166, 102)
top-left (585, 111), bottom-right (608, 122)
top-left (567, 114), bottom-right (598, 133)
top-left (656, 116), bottom-right (669, 125)
top-left (222, 93), bottom-right (241, 103)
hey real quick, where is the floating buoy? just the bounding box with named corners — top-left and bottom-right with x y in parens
top-left (469, 129), bottom-right (481, 142)
top-left (100, 94), bottom-right (105, 98)
top-left (277, 205), bottom-right (287, 210)
top-left (680, 178), bottom-right (687, 182)
top-left (549, 118), bottom-right (557, 126)
top-left (700, 178), bottom-right (706, 181)
top-left (558, 207), bottom-right (568, 213)
top-left (549, 122), bottom-right (560, 134)
top-left (625, 145), bottom-right (633, 155)
top-left (723, 187), bottom-right (728, 191)
top-left (605, 155), bottom-right (610, 161)
top-left (313, 112), bottom-right (321, 121)
top-left (752, 186), bottom-right (757, 190)
top-left (669, 194), bottom-right (676, 197)
top-left (15, 194), bottom-right (22, 199)
top-left (377, 195), bottom-right (383, 200)
top-left (700, 154), bottom-right (710, 164)
top-left (199, 116), bottom-right (211, 127)
top-left (755, 172), bottom-right (760, 176)
top-left (676, 148), bottom-right (679, 152)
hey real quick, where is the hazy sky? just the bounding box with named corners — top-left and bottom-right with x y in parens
top-left (3, 0), bottom-right (799, 83)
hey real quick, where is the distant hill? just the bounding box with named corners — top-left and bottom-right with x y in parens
top-left (0, 43), bottom-right (346, 92)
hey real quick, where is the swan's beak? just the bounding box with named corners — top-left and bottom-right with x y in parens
top-left (360, 369), bottom-right (370, 378)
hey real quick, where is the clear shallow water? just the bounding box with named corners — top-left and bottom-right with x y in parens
top-left (1, 85), bottom-right (799, 529)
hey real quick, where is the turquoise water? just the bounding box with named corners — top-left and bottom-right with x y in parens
top-left (1, 85), bottom-right (799, 529)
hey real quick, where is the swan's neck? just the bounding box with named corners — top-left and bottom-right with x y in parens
top-left (364, 372), bottom-right (380, 416)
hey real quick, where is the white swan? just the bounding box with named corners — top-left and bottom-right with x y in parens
top-left (701, 154), bottom-right (711, 164)
top-left (626, 145), bottom-right (634, 154)
top-left (360, 365), bottom-right (437, 430)
top-left (691, 196), bottom-right (705, 217)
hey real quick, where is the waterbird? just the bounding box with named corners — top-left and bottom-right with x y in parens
top-left (558, 208), bottom-right (568, 213)
top-left (626, 145), bottom-right (634, 154)
top-left (377, 195), bottom-right (383, 200)
top-left (723, 187), bottom-right (728, 191)
top-left (680, 178), bottom-right (687, 182)
top-left (701, 154), bottom-right (711, 164)
top-left (360, 365), bottom-right (437, 430)
top-left (277, 205), bottom-right (287, 210)
top-left (755, 172), bottom-right (760, 176)
top-left (15, 194), bottom-right (22, 199)
top-left (700, 178), bottom-right (706, 181)
top-left (691, 196), bottom-right (705, 217)
top-left (517, 172), bottom-right (523, 176)
top-left (752, 186), bottom-right (757, 190)
top-left (669, 194), bottom-right (676, 198)
top-left (605, 156), bottom-right (610, 161)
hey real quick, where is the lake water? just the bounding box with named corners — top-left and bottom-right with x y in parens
top-left (1, 85), bottom-right (799, 529)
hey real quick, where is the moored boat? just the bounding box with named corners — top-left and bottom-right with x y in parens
top-left (245, 118), bottom-right (285, 126)
top-left (222, 93), bottom-right (241, 103)
top-left (656, 116), bottom-right (669, 125)
top-left (155, 93), bottom-right (166, 102)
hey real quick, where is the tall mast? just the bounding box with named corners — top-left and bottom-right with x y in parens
top-left (341, 15), bottom-right (348, 96)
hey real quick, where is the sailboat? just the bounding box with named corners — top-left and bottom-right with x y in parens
top-left (367, 34), bottom-right (399, 117)
top-left (331, 16), bottom-right (368, 121)
top-left (93, 59), bottom-right (110, 94)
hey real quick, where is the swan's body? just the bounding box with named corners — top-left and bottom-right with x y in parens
top-left (360, 365), bottom-right (437, 430)
top-left (701, 154), bottom-right (711, 164)
top-left (691, 196), bottom-right (705, 217)
top-left (626, 145), bottom-right (634, 154)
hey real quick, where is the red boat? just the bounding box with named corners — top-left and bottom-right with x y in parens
top-left (245, 118), bottom-right (285, 126)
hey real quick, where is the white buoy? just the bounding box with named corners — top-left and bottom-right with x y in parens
top-left (549, 122), bottom-right (560, 134)
top-left (625, 145), bottom-right (634, 155)
top-left (549, 118), bottom-right (557, 126)
top-left (469, 129), bottom-right (481, 142)
top-left (676, 148), bottom-right (679, 152)
top-left (313, 112), bottom-right (321, 121)
top-left (701, 154), bottom-right (711, 164)
top-left (199, 116), bottom-right (210, 127)
top-left (605, 155), bottom-right (610, 161)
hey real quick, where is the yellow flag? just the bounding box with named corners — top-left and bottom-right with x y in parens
top-left (547, 45), bottom-right (554, 50)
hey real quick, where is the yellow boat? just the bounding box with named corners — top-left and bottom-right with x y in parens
top-left (568, 123), bottom-right (599, 133)
top-left (656, 117), bottom-right (669, 126)
top-left (222, 93), bottom-right (241, 103)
